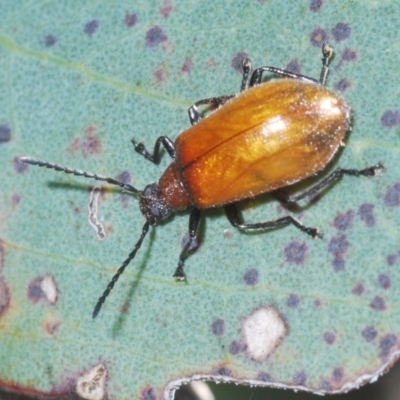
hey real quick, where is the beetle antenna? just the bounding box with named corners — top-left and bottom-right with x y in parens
top-left (92, 220), bottom-right (150, 319)
top-left (19, 156), bottom-right (139, 193)
top-left (319, 42), bottom-right (333, 85)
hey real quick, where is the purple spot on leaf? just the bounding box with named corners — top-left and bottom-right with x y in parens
top-left (231, 52), bottom-right (248, 74)
top-left (362, 326), bottom-right (377, 342)
top-left (320, 379), bottom-right (331, 390)
top-left (335, 78), bottom-right (351, 92)
top-left (213, 367), bottom-right (231, 376)
top-left (309, 0), bottom-right (323, 12)
top-left (358, 203), bottom-right (375, 227)
top-left (285, 59), bottom-right (301, 74)
top-left (384, 183), bottom-right (400, 207)
top-left (293, 371), bottom-right (307, 386)
top-left (381, 110), bottom-right (400, 128)
top-left (370, 296), bottom-right (386, 311)
top-left (84, 20), bottom-right (99, 36)
top-left (333, 209), bottom-right (355, 231)
top-left (44, 34), bottom-right (56, 47)
top-left (243, 268), bottom-right (259, 286)
top-left (341, 48), bottom-right (357, 62)
top-left (331, 22), bottom-right (351, 42)
top-left (141, 387), bottom-right (156, 400)
top-left (332, 256), bottom-right (345, 272)
top-left (314, 298), bottom-right (322, 307)
top-left (352, 282), bottom-right (365, 296)
top-left (211, 318), bottom-right (225, 336)
top-left (379, 334), bottom-right (397, 361)
top-left (181, 57), bottom-right (193, 73)
top-left (124, 13), bottom-right (138, 28)
top-left (145, 26), bottom-right (167, 47)
top-left (13, 157), bottom-right (28, 173)
top-left (160, 0), bottom-right (173, 18)
top-left (0, 124), bottom-right (11, 143)
top-left (323, 331), bottom-right (336, 345)
top-left (310, 27), bottom-right (329, 47)
top-left (0, 278), bottom-right (10, 317)
top-left (387, 253), bottom-right (398, 266)
top-left (287, 293), bottom-right (301, 308)
top-left (378, 273), bottom-right (391, 290)
top-left (328, 235), bottom-right (349, 257)
top-left (284, 240), bottom-right (307, 265)
top-left (257, 372), bottom-right (271, 382)
top-left (332, 367), bottom-right (344, 382)
top-left (229, 341), bottom-right (242, 355)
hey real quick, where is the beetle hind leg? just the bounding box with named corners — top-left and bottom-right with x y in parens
top-left (131, 136), bottom-right (176, 164)
top-left (225, 203), bottom-right (322, 239)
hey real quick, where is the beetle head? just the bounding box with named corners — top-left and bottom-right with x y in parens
top-left (139, 183), bottom-right (172, 225)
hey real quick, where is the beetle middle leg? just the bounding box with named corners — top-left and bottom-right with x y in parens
top-left (173, 207), bottom-right (202, 281)
top-left (272, 163), bottom-right (385, 204)
top-left (131, 136), bottom-right (176, 164)
top-left (225, 203), bottom-right (322, 239)
top-left (188, 95), bottom-right (234, 125)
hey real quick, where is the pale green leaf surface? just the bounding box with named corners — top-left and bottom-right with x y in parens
top-left (1, 1), bottom-right (400, 399)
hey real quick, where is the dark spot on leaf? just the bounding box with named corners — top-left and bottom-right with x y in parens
top-left (181, 57), bottom-right (193, 74)
top-left (319, 379), bottom-right (331, 390)
top-left (332, 256), bottom-right (345, 272)
top-left (332, 367), bottom-right (344, 382)
top-left (213, 366), bottom-right (231, 376)
top-left (124, 13), bottom-right (138, 28)
top-left (370, 296), bottom-right (386, 311)
top-left (12, 193), bottom-right (21, 208)
top-left (229, 340), bottom-right (242, 355)
top-left (257, 372), bottom-right (271, 382)
top-left (384, 183), bottom-right (400, 207)
top-left (0, 124), bottom-right (11, 143)
top-left (160, 0), bottom-right (173, 18)
top-left (362, 326), bottom-right (377, 342)
top-left (211, 318), bottom-right (225, 336)
top-left (285, 59), bottom-right (301, 74)
top-left (381, 110), bottom-right (400, 128)
top-left (45, 320), bottom-right (61, 336)
top-left (243, 268), bottom-right (259, 286)
top-left (0, 240), bottom-right (4, 271)
top-left (358, 203), bottom-right (375, 227)
top-left (293, 371), bottom-right (307, 386)
top-left (341, 48), bottom-right (357, 62)
top-left (84, 20), bottom-right (99, 36)
top-left (310, 27), bottom-right (329, 47)
top-left (309, 0), bottom-right (323, 12)
top-left (13, 156), bottom-right (28, 173)
top-left (68, 126), bottom-right (102, 157)
top-left (181, 232), bottom-right (201, 254)
top-left (383, 198), bottom-right (400, 228)
top-left (335, 78), bottom-right (351, 92)
top-left (387, 253), bottom-right (398, 266)
top-left (379, 334), bottom-right (397, 361)
top-left (331, 22), bottom-right (351, 42)
top-left (145, 26), bottom-right (167, 47)
top-left (378, 273), bottom-right (391, 290)
top-left (287, 293), bottom-right (301, 308)
top-left (141, 387), bottom-right (156, 400)
top-left (313, 298), bottom-right (322, 307)
top-left (231, 52), bottom-right (248, 74)
top-left (352, 282), bottom-right (365, 296)
top-left (28, 277), bottom-right (44, 303)
top-left (284, 240), bottom-right (307, 265)
top-left (333, 209), bottom-right (355, 231)
top-left (153, 66), bottom-right (167, 84)
top-left (44, 34), bottom-right (56, 47)
top-left (116, 170), bottom-right (132, 184)
top-left (323, 331), bottom-right (336, 345)
top-left (328, 235), bottom-right (349, 257)
top-left (0, 278), bottom-right (10, 317)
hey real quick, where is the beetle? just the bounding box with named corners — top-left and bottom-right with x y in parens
top-left (20, 44), bottom-right (383, 318)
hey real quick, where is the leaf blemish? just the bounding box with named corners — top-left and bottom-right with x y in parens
top-left (332, 367), bottom-right (344, 383)
top-left (323, 331), bottom-right (336, 345)
top-left (285, 58), bottom-right (301, 75)
top-left (0, 277), bottom-right (10, 318)
top-left (243, 268), bottom-right (259, 286)
top-left (159, 0), bottom-right (173, 18)
top-left (284, 240), bottom-right (307, 266)
top-left (379, 334), bottom-right (397, 362)
top-left (28, 275), bottom-right (58, 304)
top-left (358, 203), bottom-right (375, 227)
top-left (341, 48), bottom-right (357, 62)
top-left (145, 26), bottom-right (167, 48)
top-left (124, 13), bottom-right (138, 28)
top-left (88, 187), bottom-right (107, 241)
top-left (309, 0), bottom-right (323, 12)
top-left (84, 20), bottom-right (99, 36)
top-left (212, 366), bottom-right (232, 376)
top-left (241, 306), bottom-right (287, 362)
top-left (231, 52), bottom-right (249, 74)
top-left (309, 27), bottom-right (329, 48)
top-left (211, 318), bottom-right (225, 336)
top-left (76, 363), bottom-right (107, 400)
top-left (257, 371), bottom-right (272, 382)
top-left (44, 34), bottom-right (57, 47)
top-left (228, 340), bottom-right (242, 355)
top-left (335, 78), bottom-right (352, 92)
top-left (331, 22), bottom-right (352, 42)
top-left (67, 126), bottom-right (102, 157)
top-left (370, 295), bottom-right (386, 311)
top-left (362, 326), bottom-right (378, 342)
top-left (0, 124), bottom-right (11, 144)
top-left (351, 282), bottom-right (365, 296)
top-left (13, 156), bottom-right (28, 173)
top-left (293, 370), bottom-right (307, 386)
top-left (381, 110), bottom-right (400, 128)
top-left (141, 387), bottom-right (156, 400)
top-left (378, 273), bottom-right (391, 290)
top-left (333, 209), bottom-right (355, 231)
top-left (181, 57), bottom-right (193, 74)
top-left (287, 293), bottom-right (301, 308)
top-left (384, 182), bottom-right (400, 207)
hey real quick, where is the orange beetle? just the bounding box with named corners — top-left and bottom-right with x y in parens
top-left (20, 44), bottom-right (383, 318)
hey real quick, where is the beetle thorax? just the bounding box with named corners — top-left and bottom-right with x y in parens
top-left (139, 183), bottom-right (172, 225)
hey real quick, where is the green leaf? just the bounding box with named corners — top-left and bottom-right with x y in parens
top-left (1, 1), bottom-right (399, 399)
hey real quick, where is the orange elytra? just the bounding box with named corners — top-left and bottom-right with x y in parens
top-left (20, 43), bottom-right (383, 318)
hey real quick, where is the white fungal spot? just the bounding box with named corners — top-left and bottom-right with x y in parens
top-left (76, 364), bottom-right (107, 400)
top-left (88, 187), bottom-right (106, 240)
top-left (40, 275), bottom-right (57, 304)
top-left (242, 306), bottom-right (287, 362)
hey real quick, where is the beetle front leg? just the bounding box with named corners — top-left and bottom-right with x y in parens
top-left (173, 207), bottom-right (202, 280)
top-left (272, 163), bottom-right (385, 204)
top-left (225, 203), bottom-right (322, 239)
top-left (188, 95), bottom-right (234, 125)
top-left (131, 136), bottom-right (176, 164)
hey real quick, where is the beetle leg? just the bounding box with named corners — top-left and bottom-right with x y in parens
top-left (188, 95), bottom-right (234, 125)
top-left (240, 57), bottom-right (252, 91)
top-left (131, 136), bottom-right (176, 164)
top-left (319, 43), bottom-right (333, 85)
top-left (173, 207), bottom-right (202, 280)
top-left (250, 66), bottom-right (318, 87)
top-left (225, 203), bottom-right (322, 239)
top-left (272, 163), bottom-right (385, 204)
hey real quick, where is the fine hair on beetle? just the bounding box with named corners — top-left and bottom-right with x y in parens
top-left (20, 43), bottom-right (384, 318)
